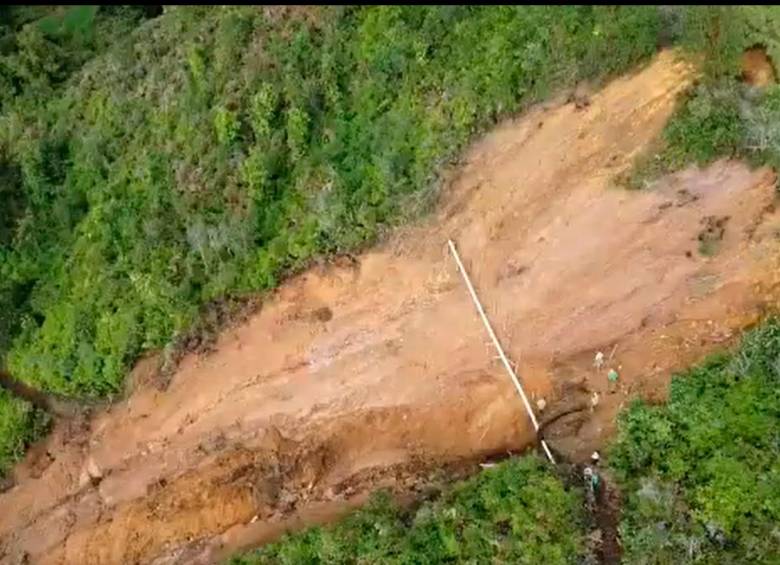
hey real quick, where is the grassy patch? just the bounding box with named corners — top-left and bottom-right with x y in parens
top-left (623, 7), bottom-right (780, 189)
top-left (0, 390), bottom-right (49, 476)
top-left (609, 321), bottom-right (780, 563)
top-left (623, 80), bottom-right (780, 189)
top-left (230, 457), bottom-right (584, 565)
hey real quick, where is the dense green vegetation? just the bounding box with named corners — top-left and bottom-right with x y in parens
top-left (0, 5), bottom-right (158, 473)
top-left (230, 457), bottom-right (584, 565)
top-left (0, 388), bottom-right (48, 476)
top-left (610, 321), bottom-right (780, 563)
top-left (627, 7), bottom-right (780, 188)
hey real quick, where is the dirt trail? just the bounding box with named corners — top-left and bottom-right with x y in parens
top-left (3, 50), bottom-right (780, 564)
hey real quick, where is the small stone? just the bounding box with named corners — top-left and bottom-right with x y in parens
top-left (278, 490), bottom-right (299, 509)
top-left (594, 351), bottom-right (605, 369)
top-left (590, 392), bottom-right (600, 409)
top-left (588, 528), bottom-right (603, 544)
top-left (535, 398), bottom-right (547, 412)
top-left (86, 457), bottom-right (102, 480)
top-left (78, 469), bottom-right (91, 489)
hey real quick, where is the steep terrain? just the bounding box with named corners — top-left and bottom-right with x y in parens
top-left (2, 51), bottom-right (780, 565)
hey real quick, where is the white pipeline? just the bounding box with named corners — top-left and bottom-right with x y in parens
top-left (447, 239), bottom-right (556, 465)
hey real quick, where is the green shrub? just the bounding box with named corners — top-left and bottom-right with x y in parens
top-left (664, 82), bottom-right (746, 165)
top-left (0, 391), bottom-right (49, 476)
top-left (610, 321), bottom-right (780, 563)
top-left (625, 7), bottom-right (780, 188)
top-left (230, 457), bottom-right (584, 564)
top-left (214, 106), bottom-right (240, 146)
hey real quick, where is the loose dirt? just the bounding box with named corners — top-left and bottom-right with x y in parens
top-left (3, 50), bottom-right (780, 564)
top-left (742, 46), bottom-right (777, 87)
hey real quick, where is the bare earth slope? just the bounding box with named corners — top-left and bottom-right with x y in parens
top-left (3, 51), bottom-right (780, 564)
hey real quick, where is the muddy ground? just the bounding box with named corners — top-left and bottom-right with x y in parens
top-left (2, 50), bottom-right (780, 564)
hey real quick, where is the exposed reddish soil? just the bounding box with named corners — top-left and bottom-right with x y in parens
top-left (742, 46), bottom-right (777, 87)
top-left (2, 50), bottom-right (780, 564)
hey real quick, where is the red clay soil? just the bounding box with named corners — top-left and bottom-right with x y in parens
top-left (742, 46), bottom-right (777, 87)
top-left (2, 50), bottom-right (780, 564)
